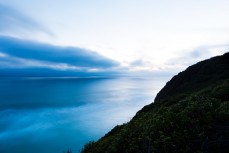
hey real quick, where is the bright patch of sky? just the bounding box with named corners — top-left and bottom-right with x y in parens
top-left (0, 0), bottom-right (229, 76)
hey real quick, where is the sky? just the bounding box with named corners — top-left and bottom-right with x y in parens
top-left (0, 0), bottom-right (229, 77)
top-left (0, 1), bottom-right (229, 152)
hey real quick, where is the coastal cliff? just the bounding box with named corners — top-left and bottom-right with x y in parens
top-left (81, 53), bottom-right (229, 153)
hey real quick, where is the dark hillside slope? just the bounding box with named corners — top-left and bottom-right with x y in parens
top-left (155, 52), bottom-right (229, 104)
top-left (81, 53), bottom-right (229, 153)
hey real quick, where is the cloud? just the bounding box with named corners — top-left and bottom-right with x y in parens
top-left (166, 44), bottom-right (229, 68)
top-left (0, 68), bottom-right (121, 77)
top-left (129, 59), bottom-right (145, 67)
top-left (0, 4), bottom-right (52, 36)
top-left (0, 36), bottom-right (120, 77)
top-left (123, 44), bottom-right (229, 78)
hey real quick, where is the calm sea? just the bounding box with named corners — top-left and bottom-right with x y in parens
top-left (0, 77), bottom-right (168, 153)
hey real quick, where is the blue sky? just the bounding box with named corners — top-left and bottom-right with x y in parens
top-left (0, 0), bottom-right (229, 76)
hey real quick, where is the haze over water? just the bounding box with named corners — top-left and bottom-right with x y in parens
top-left (0, 1), bottom-right (228, 153)
top-left (0, 77), bottom-right (168, 153)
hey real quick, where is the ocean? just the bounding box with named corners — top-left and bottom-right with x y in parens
top-left (0, 77), bottom-right (168, 153)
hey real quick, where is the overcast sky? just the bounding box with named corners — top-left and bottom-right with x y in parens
top-left (0, 0), bottom-right (229, 76)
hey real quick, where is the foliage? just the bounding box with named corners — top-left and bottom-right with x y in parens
top-left (81, 95), bottom-right (229, 153)
top-left (81, 53), bottom-right (229, 153)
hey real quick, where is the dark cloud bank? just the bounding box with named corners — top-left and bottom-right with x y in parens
top-left (0, 4), bottom-right (120, 77)
top-left (0, 36), bottom-right (120, 77)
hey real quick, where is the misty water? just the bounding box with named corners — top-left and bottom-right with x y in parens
top-left (0, 77), bottom-right (169, 153)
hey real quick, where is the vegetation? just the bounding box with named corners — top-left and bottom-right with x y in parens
top-left (81, 53), bottom-right (229, 153)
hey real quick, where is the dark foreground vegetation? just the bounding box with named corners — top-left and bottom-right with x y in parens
top-left (81, 53), bottom-right (229, 153)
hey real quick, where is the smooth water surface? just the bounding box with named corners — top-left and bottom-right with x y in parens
top-left (0, 77), bottom-right (168, 153)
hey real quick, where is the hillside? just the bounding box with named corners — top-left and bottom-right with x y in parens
top-left (81, 53), bottom-right (229, 153)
